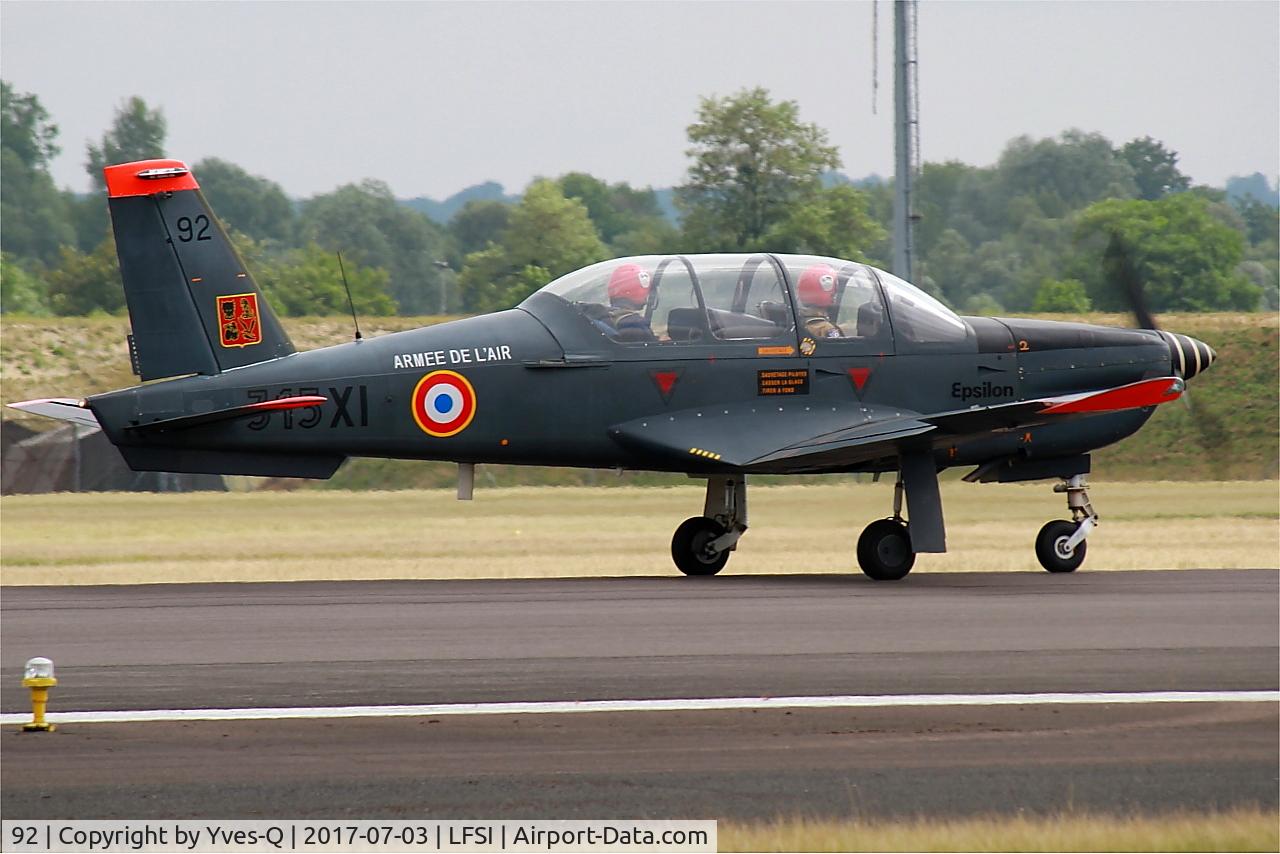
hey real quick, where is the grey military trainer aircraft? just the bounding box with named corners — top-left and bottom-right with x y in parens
top-left (12, 159), bottom-right (1217, 580)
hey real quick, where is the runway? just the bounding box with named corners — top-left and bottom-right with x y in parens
top-left (2, 570), bottom-right (1277, 819)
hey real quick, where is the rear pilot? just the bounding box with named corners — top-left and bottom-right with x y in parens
top-left (798, 264), bottom-right (844, 339)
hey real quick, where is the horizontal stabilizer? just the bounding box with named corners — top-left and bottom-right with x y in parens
top-left (8, 398), bottom-right (101, 428)
top-left (127, 395), bottom-right (328, 433)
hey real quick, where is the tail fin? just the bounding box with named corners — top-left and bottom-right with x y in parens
top-left (105, 159), bottom-right (294, 381)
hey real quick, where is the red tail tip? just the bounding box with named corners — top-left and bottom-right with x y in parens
top-left (104, 159), bottom-right (198, 198)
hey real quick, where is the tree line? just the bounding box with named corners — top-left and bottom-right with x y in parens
top-left (2, 82), bottom-right (1276, 320)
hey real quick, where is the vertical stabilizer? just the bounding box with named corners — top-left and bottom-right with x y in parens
top-left (105, 159), bottom-right (295, 381)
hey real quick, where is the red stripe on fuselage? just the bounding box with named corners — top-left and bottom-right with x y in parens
top-left (1040, 378), bottom-right (1182, 415)
top-left (245, 396), bottom-right (328, 412)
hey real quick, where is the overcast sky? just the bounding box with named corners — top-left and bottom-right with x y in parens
top-left (3, 1), bottom-right (1277, 200)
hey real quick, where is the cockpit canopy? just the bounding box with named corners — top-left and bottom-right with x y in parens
top-left (523, 253), bottom-right (974, 354)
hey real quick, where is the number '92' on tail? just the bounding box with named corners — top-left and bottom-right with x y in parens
top-left (105, 159), bottom-right (294, 380)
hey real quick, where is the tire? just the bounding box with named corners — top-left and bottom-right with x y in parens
top-left (671, 516), bottom-right (730, 576)
top-left (1035, 520), bottom-right (1087, 573)
top-left (856, 518), bottom-right (916, 581)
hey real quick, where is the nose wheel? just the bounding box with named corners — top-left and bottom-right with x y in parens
top-left (1035, 475), bottom-right (1097, 573)
top-left (1035, 520), bottom-right (1087, 572)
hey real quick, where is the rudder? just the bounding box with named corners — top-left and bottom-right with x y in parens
top-left (105, 159), bottom-right (294, 381)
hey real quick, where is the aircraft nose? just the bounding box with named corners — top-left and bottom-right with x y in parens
top-left (1162, 332), bottom-right (1216, 379)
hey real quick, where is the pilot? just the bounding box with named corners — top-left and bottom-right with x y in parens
top-left (798, 264), bottom-right (845, 339)
top-left (600, 263), bottom-right (657, 342)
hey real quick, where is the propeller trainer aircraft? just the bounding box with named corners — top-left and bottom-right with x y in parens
top-left (13, 160), bottom-right (1218, 580)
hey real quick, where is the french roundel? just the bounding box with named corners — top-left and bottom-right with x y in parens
top-left (411, 370), bottom-right (477, 437)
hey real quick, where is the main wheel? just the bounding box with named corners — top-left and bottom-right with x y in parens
top-left (856, 518), bottom-right (915, 581)
top-left (671, 516), bottom-right (730, 576)
top-left (1035, 520), bottom-right (1087, 573)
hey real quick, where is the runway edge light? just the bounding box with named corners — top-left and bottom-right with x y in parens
top-left (21, 657), bottom-right (57, 732)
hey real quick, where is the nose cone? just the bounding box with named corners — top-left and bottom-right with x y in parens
top-left (1162, 332), bottom-right (1217, 379)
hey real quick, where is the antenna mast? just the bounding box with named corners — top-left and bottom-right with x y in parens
top-left (892, 0), bottom-right (919, 282)
top-left (337, 252), bottom-right (363, 341)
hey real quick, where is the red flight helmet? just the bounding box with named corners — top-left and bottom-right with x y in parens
top-left (797, 264), bottom-right (839, 308)
top-left (608, 263), bottom-right (651, 307)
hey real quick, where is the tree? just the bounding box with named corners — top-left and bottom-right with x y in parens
top-left (913, 160), bottom-right (976, 256)
top-left (448, 199), bottom-right (512, 257)
top-left (1233, 195), bottom-right (1279, 247)
top-left (193, 158), bottom-right (296, 244)
top-left (677, 88), bottom-right (839, 249)
top-left (1, 253), bottom-right (49, 314)
top-left (1076, 194), bottom-right (1261, 312)
top-left (1032, 278), bottom-right (1092, 313)
top-left (459, 180), bottom-right (607, 312)
top-left (45, 240), bottom-right (124, 315)
top-left (948, 131), bottom-right (1138, 248)
top-left (918, 228), bottom-right (972, 305)
top-left (996, 131), bottom-right (1138, 219)
top-left (1119, 137), bottom-right (1191, 201)
top-left (557, 172), bottom-right (669, 250)
top-left (1225, 172), bottom-right (1279, 208)
top-left (256, 243), bottom-right (395, 316)
top-left (85, 97), bottom-right (167, 191)
top-left (299, 180), bottom-right (449, 314)
top-left (762, 184), bottom-right (886, 261)
top-left (1, 81), bottom-right (59, 170)
top-left (608, 217), bottom-right (682, 257)
top-left (1, 82), bottom-right (74, 264)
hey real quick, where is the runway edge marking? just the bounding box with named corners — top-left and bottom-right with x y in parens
top-left (2, 691), bottom-right (1277, 725)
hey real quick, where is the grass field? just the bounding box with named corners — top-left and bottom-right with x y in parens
top-left (718, 807), bottom-right (1280, 852)
top-left (2, 481), bottom-right (1276, 585)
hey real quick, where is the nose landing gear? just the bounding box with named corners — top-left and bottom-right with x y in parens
top-left (1035, 474), bottom-right (1097, 573)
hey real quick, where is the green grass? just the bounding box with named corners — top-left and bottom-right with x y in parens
top-left (2, 482), bottom-right (1275, 585)
top-left (719, 807), bottom-right (1280, 852)
top-left (3, 312), bottom-right (1276, 484)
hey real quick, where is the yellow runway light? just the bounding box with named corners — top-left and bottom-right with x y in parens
top-left (21, 657), bottom-right (57, 732)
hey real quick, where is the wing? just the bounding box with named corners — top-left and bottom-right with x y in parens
top-left (608, 376), bottom-right (1184, 473)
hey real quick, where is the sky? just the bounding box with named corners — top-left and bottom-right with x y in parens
top-left (3, 1), bottom-right (1277, 201)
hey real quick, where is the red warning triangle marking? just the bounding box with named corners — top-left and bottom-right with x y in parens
top-left (651, 369), bottom-right (682, 403)
top-left (849, 367), bottom-right (871, 391)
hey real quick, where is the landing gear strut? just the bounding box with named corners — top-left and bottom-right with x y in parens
top-left (1035, 474), bottom-right (1097, 573)
top-left (856, 473), bottom-right (916, 581)
top-left (672, 476), bottom-right (747, 576)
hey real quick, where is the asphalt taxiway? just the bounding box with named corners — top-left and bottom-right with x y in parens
top-left (2, 570), bottom-right (1277, 819)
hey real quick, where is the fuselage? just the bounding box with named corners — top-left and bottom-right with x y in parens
top-left (89, 301), bottom-right (1174, 477)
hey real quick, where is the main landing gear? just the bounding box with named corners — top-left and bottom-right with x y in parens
top-left (856, 475), bottom-right (915, 581)
top-left (671, 475), bottom-right (747, 576)
top-left (1035, 474), bottom-right (1097, 573)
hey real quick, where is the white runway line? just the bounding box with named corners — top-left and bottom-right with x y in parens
top-left (1, 691), bottom-right (1276, 725)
